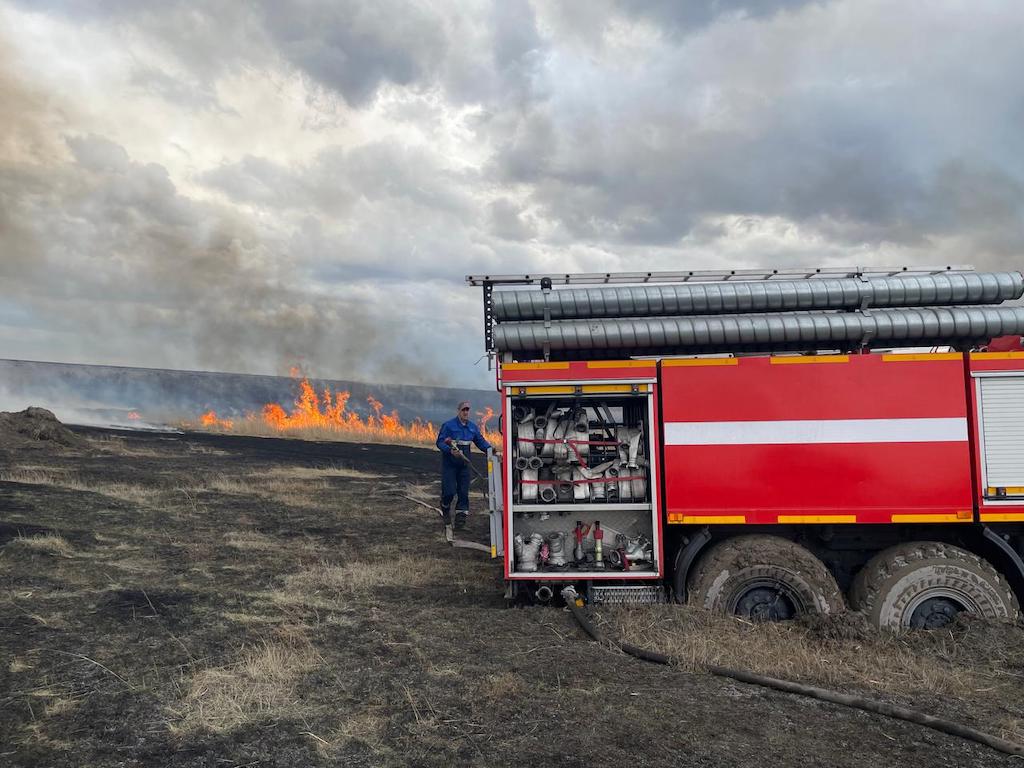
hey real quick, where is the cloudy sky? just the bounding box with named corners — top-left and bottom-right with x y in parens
top-left (1, 1), bottom-right (1022, 388)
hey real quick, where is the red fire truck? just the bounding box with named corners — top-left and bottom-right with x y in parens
top-left (470, 268), bottom-right (1024, 628)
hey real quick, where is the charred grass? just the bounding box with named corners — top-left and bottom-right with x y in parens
top-left (603, 606), bottom-right (1024, 742)
top-left (189, 420), bottom-right (437, 449)
top-left (1, 428), bottom-right (1022, 767)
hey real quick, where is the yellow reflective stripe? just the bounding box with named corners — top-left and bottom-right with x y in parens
top-left (517, 384), bottom-right (647, 395)
top-left (503, 362), bottom-right (570, 370)
top-left (882, 353), bottom-right (963, 362)
top-left (587, 360), bottom-right (655, 369)
top-left (770, 355), bottom-right (849, 364)
top-left (980, 513), bottom-right (1024, 522)
top-left (972, 352), bottom-right (1024, 359)
top-left (668, 514), bottom-right (746, 524)
top-left (891, 513), bottom-right (969, 523)
top-left (662, 358), bottom-right (738, 367)
top-left (987, 487), bottom-right (1024, 495)
top-left (777, 515), bottom-right (857, 524)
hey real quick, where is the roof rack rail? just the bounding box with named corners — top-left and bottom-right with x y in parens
top-left (465, 265), bottom-right (974, 287)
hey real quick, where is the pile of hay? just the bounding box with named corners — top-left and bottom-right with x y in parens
top-left (0, 407), bottom-right (84, 455)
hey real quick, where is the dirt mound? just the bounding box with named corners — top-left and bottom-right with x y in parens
top-left (0, 407), bottom-right (84, 453)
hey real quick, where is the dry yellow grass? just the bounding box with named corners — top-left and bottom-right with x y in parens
top-left (188, 468), bottom-right (394, 512)
top-left (481, 671), bottom-right (524, 701)
top-left (270, 547), bottom-right (481, 610)
top-left (9, 657), bottom-right (32, 673)
top-left (220, 612), bottom-right (284, 626)
top-left (86, 434), bottom-right (163, 457)
top-left (263, 465), bottom-right (390, 481)
top-left (604, 606), bottom-right (1015, 701)
top-left (202, 476), bottom-right (272, 495)
top-left (190, 419), bottom-right (438, 449)
top-left (221, 480), bottom-right (325, 511)
top-left (175, 631), bottom-right (320, 733)
top-left (12, 533), bottom-right (74, 557)
top-left (296, 706), bottom-right (392, 759)
top-left (0, 470), bottom-right (159, 504)
top-left (336, 708), bottom-right (388, 748)
top-left (224, 531), bottom-right (276, 551)
top-left (43, 697), bottom-right (80, 718)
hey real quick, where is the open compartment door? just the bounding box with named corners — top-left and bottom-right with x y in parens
top-left (504, 383), bottom-right (661, 580)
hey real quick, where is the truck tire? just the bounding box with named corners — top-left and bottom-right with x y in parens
top-left (687, 535), bottom-right (844, 620)
top-left (849, 541), bottom-right (1019, 629)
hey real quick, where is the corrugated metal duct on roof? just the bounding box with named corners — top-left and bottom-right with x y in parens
top-left (492, 272), bottom-right (1024, 321)
top-left (492, 306), bottom-right (1024, 357)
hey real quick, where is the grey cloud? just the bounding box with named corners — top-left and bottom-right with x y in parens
top-left (489, 198), bottom-right (537, 241)
top-left (128, 65), bottom-right (229, 112)
top-left (540, 0), bottom-right (823, 46)
top-left (16, 1), bottom-right (552, 111)
top-left (200, 140), bottom-right (477, 238)
top-left (260, 0), bottom-right (449, 105)
top-left (491, 1), bottom-right (1024, 267)
top-left (613, 0), bottom-right (824, 32)
top-left (15, 1), bottom-right (470, 107)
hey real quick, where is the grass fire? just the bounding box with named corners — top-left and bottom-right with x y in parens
top-left (187, 376), bottom-right (499, 447)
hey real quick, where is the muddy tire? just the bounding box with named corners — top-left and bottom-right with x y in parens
top-left (849, 541), bottom-right (1019, 629)
top-left (687, 535), bottom-right (844, 620)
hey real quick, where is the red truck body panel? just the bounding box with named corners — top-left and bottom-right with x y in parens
top-left (660, 353), bottom-right (975, 525)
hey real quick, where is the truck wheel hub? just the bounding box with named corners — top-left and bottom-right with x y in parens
top-left (732, 582), bottom-right (798, 622)
top-left (909, 596), bottom-right (963, 629)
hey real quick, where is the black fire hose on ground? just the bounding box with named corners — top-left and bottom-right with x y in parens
top-left (560, 588), bottom-right (1024, 759)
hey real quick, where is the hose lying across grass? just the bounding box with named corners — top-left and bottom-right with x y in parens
top-left (560, 590), bottom-right (1024, 758)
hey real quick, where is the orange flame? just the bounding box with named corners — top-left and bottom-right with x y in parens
top-left (127, 411), bottom-right (141, 421)
top-left (194, 377), bottom-right (500, 447)
top-left (200, 410), bottom-right (234, 430)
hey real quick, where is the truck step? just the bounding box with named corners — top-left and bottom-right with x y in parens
top-left (589, 585), bottom-right (665, 605)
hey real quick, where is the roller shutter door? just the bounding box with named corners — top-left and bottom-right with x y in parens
top-left (979, 377), bottom-right (1024, 488)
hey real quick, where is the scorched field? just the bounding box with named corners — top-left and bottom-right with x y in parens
top-left (2, 422), bottom-right (1024, 767)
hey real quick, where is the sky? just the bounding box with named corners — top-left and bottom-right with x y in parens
top-left (0, 0), bottom-right (1022, 388)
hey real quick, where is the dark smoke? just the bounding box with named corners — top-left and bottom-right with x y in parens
top-left (0, 359), bottom-right (499, 429)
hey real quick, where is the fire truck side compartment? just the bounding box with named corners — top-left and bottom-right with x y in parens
top-left (500, 361), bottom-right (663, 580)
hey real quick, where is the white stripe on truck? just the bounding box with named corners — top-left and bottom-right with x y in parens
top-left (664, 417), bottom-right (968, 446)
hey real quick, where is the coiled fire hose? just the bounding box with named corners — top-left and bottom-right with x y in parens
top-left (559, 587), bottom-right (1024, 758)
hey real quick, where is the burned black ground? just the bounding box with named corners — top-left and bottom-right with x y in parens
top-left (1, 427), bottom-right (1022, 767)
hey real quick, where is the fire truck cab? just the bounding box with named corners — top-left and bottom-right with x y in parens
top-left (471, 268), bottom-right (1024, 628)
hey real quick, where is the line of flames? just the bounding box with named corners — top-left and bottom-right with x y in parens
top-left (193, 377), bottom-right (498, 446)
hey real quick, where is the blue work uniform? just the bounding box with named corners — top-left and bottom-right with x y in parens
top-left (436, 417), bottom-right (492, 525)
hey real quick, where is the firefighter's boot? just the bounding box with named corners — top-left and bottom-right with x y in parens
top-left (454, 510), bottom-right (469, 531)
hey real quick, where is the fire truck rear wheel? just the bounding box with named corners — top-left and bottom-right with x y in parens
top-left (849, 541), bottom-right (1020, 629)
top-left (687, 535), bottom-right (844, 620)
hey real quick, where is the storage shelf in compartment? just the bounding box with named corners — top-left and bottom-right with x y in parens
top-left (512, 503), bottom-right (652, 514)
top-left (509, 569), bottom-right (659, 580)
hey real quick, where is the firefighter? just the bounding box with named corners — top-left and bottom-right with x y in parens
top-left (436, 401), bottom-right (499, 540)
